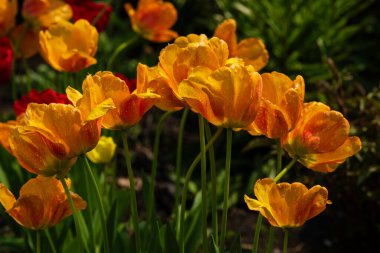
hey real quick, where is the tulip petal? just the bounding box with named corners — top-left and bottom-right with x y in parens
top-left (213, 19), bottom-right (238, 52)
top-left (0, 184), bottom-right (16, 211)
top-left (235, 38), bottom-right (269, 71)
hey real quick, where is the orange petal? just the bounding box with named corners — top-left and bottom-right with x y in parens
top-left (0, 184), bottom-right (16, 211)
top-left (235, 38), bottom-right (269, 71)
top-left (213, 19), bottom-right (238, 53)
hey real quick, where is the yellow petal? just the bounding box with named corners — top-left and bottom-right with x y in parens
top-left (66, 86), bottom-right (83, 106)
top-left (235, 38), bottom-right (269, 71)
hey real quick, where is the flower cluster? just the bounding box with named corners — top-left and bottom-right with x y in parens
top-left (0, 0), bottom-right (362, 248)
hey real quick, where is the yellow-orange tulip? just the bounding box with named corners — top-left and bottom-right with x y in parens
top-left (247, 72), bottom-right (305, 138)
top-left (0, 176), bottom-right (86, 230)
top-left (244, 178), bottom-right (331, 228)
top-left (214, 19), bottom-right (269, 71)
top-left (39, 19), bottom-right (98, 72)
top-left (86, 136), bottom-right (116, 164)
top-left (125, 0), bottom-right (178, 42)
top-left (0, 116), bottom-right (23, 154)
top-left (158, 34), bottom-right (229, 99)
top-left (67, 71), bottom-right (160, 130)
top-left (281, 102), bottom-right (362, 172)
top-left (136, 63), bottom-right (183, 111)
top-left (9, 102), bottom-right (113, 177)
top-left (0, 0), bottom-right (17, 36)
top-left (178, 59), bottom-right (262, 128)
top-left (22, 0), bottom-right (72, 28)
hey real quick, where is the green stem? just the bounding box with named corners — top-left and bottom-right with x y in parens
top-left (83, 160), bottom-right (95, 249)
top-left (59, 178), bottom-right (84, 253)
top-left (44, 229), bottom-right (57, 253)
top-left (83, 156), bottom-right (110, 253)
top-left (205, 122), bottom-right (217, 245)
top-left (198, 116), bottom-right (208, 253)
top-left (11, 23), bottom-right (29, 101)
top-left (175, 108), bottom-right (188, 232)
top-left (265, 226), bottom-right (275, 253)
top-left (91, 0), bottom-right (113, 27)
top-left (276, 140), bottom-right (282, 174)
top-left (36, 230), bottom-right (41, 253)
top-left (22, 58), bottom-right (31, 93)
top-left (107, 35), bottom-right (139, 70)
top-left (148, 111), bottom-right (173, 223)
top-left (219, 128), bottom-right (232, 252)
top-left (273, 158), bottom-right (297, 183)
top-left (121, 133), bottom-right (141, 253)
top-left (179, 127), bottom-right (223, 253)
top-left (283, 229), bottom-right (289, 253)
top-left (252, 214), bottom-right (263, 253)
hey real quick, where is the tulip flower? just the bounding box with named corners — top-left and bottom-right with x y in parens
top-left (39, 19), bottom-right (98, 72)
top-left (9, 102), bottom-right (114, 177)
top-left (158, 34), bottom-right (229, 99)
top-left (65, 0), bottom-right (112, 32)
top-left (247, 72), bottom-right (305, 138)
top-left (281, 102), bottom-right (362, 172)
top-left (125, 0), bottom-right (178, 42)
top-left (214, 19), bottom-right (269, 71)
top-left (86, 136), bottom-right (116, 164)
top-left (22, 0), bottom-right (72, 29)
top-left (244, 178), bottom-right (331, 228)
top-left (136, 63), bottom-right (183, 111)
top-left (0, 176), bottom-right (86, 230)
top-left (13, 89), bottom-right (71, 116)
top-left (0, 37), bottom-right (13, 85)
top-left (0, 0), bottom-right (17, 36)
top-left (66, 71), bottom-right (160, 130)
top-left (178, 59), bottom-right (262, 128)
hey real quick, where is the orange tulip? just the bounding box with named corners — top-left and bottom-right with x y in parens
top-left (0, 0), bottom-right (17, 36)
top-left (9, 102), bottom-right (113, 177)
top-left (0, 176), bottom-right (86, 230)
top-left (66, 71), bottom-right (160, 130)
top-left (214, 19), bottom-right (269, 71)
top-left (136, 63), bottom-right (183, 111)
top-left (39, 19), bottom-right (98, 72)
top-left (246, 72), bottom-right (305, 138)
top-left (22, 0), bottom-right (72, 28)
top-left (158, 34), bottom-right (229, 100)
top-left (125, 0), bottom-right (178, 42)
top-left (281, 102), bottom-right (362, 172)
top-left (178, 59), bottom-right (262, 128)
top-left (244, 178), bottom-right (331, 228)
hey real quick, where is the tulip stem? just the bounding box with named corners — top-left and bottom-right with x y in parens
top-left (198, 116), bottom-right (208, 253)
top-left (220, 128), bottom-right (233, 252)
top-left (205, 122), bottom-right (218, 245)
top-left (283, 229), bottom-right (289, 253)
top-left (83, 156), bottom-right (110, 253)
top-left (107, 35), bottom-right (139, 70)
top-left (179, 127), bottom-right (223, 253)
top-left (11, 23), bottom-right (29, 101)
top-left (91, 0), bottom-right (113, 28)
top-left (273, 157), bottom-right (297, 183)
top-left (36, 230), bottom-right (41, 253)
top-left (252, 214), bottom-right (263, 253)
top-left (121, 133), bottom-right (141, 253)
top-left (276, 140), bottom-right (282, 173)
top-left (59, 178), bottom-right (85, 253)
top-left (44, 229), bottom-right (57, 253)
top-left (265, 226), bottom-right (275, 253)
top-left (175, 108), bottom-right (189, 232)
top-left (148, 111), bottom-right (174, 223)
